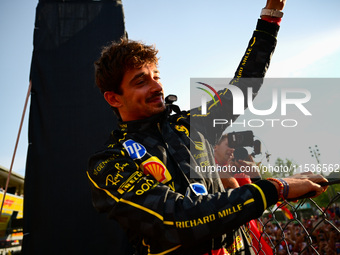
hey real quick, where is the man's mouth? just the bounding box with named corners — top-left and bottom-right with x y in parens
top-left (146, 93), bottom-right (164, 103)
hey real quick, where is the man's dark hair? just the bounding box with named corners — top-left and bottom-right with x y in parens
top-left (95, 38), bottom-right (159, 94)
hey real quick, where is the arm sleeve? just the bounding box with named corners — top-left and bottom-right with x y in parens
top-left (190, 19), bottom-right (280, 145)
top-left (87, 147), bottom-right (278, 247)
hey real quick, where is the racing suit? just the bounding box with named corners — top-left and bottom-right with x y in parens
top-left (87, 19), bottom-right (280, 255)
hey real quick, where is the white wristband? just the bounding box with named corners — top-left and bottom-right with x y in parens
top-left (260, 8), bottom-right (284, 18)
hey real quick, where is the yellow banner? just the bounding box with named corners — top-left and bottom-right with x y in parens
top-left (0, 192), bottom-right (23, 218)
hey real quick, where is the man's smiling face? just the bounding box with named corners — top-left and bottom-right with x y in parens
top-left (104, 63), bottom-right (165, 122)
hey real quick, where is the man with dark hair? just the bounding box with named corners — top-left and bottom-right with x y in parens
top-left (95, 39), bottom-right (164, 121)
top-left (87, 1), bottom-right (327, 254)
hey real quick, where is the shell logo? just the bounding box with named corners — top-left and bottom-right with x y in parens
top-left (141, 156), bottom-right (172, 184)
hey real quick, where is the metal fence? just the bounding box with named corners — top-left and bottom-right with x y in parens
top-left (247, 192), bottom-right (340, 254)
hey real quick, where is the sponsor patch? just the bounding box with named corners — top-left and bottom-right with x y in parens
top-left (123, 139), bottom-right (146, 159)
top-left (194, 141), bottom-right (204, 151)
top-left (141, 156), bottom-right (172, 184)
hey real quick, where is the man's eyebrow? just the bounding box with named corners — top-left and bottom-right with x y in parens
top-left (130, 69), bottom-right (160, 84)
top-left (130, 71), bottom-right (146, 84)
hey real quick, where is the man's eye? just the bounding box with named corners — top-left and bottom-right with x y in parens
top-left (136, 79), bottom-right (145, 85)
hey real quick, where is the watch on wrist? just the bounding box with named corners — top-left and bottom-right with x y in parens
top-left (260, 8), bottom-right (284, 18)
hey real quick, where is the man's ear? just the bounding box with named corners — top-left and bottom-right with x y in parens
top-left (104, 91), bottom-right (122, 108)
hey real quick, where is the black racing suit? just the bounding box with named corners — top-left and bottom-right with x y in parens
top-left (87, 19), bottom-right (280, 255)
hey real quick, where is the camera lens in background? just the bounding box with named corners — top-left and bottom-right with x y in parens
top-left (234, 147), bottom-right (249, 161)
top-left (227, 131), bottom-right (254, 148)
top-left (254, 140), bottom-right (261, 155)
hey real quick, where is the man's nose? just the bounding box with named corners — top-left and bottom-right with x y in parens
top-left (150, 79), bottom-right (162, 91)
